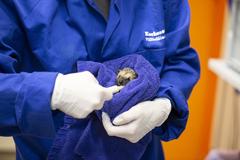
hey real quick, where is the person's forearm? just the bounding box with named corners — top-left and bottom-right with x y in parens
top-left (0, 72), bottom-right (58, 137)
top-left (152, 0), bottom-right (200, 140)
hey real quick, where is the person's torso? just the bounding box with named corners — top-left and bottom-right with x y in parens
top-left (12, 0), bottom-right (166, 73)
top-left (10, 0), bottom-right (166, 159)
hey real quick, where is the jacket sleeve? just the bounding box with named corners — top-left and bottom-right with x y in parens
top-left (0, 1), bottom-right (58, 138)
top-left (153, 0), bottom-right (200, 141)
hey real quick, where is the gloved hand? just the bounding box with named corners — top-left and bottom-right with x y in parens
top-left (51, 71), bottom-right (122, 119)
top-left (102, 98), bottom-right (171, 143)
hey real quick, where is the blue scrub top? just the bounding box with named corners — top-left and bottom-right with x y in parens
top-left (0, 0), bottom-right (200, 160)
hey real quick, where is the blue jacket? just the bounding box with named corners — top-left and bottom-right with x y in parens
top-left (0, 0), bottom-right (200, 160)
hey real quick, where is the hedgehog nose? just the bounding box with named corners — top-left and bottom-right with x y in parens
top-left (118, 79), bottom-right (124, 86)
top-left (123, 79), bottom-right (130, 86)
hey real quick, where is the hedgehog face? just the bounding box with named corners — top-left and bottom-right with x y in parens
top-left (117, 68), bottom-right (138, 86)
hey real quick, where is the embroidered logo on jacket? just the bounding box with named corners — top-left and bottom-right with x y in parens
top-left (145, 30), bottom-right (165, 42)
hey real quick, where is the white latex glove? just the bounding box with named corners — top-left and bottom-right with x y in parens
top-left (51, 71), bottom-right (123, 119)
top-left (102, 98), bottom-right (171, 143)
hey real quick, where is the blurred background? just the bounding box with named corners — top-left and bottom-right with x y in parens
top-left (163, 0), bottom-right (240, 159)
top-left (0, 0), bottom-right (240, 159)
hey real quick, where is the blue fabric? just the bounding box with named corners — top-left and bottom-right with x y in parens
top-left (0, 0), bottom-right (200, 159)
top-left (48, 54), bottom-right (161, 160)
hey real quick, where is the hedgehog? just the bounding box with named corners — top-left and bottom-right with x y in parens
top-left (116, 67), bottom-right (138, 86)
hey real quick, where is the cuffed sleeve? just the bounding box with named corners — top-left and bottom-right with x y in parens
top-left (15, 72), bottom-right (58, 137)
top-left (0, 72), bottom-right (58, 137)
top-left (152, 0), bottom-right (200, 141)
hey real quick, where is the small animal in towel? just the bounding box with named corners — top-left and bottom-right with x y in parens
top-left (117, 67), bottom-right (138, 86)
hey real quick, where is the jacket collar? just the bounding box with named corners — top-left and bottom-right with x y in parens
top-left (101, 0), bottom-right (121, 52)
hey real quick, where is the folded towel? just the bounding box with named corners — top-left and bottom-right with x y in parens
top-left (48, 54), bottom-right (161, 160)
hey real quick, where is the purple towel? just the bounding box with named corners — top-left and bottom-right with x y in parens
top-left (48, 54), bottom-right (161, 160)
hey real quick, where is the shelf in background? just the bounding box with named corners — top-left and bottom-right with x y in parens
top-left (208, 58), bottom-right (240, 91)
top-left (0, 137), bottom-right (15, 153)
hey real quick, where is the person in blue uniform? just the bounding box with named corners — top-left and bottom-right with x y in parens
top-left (0, 0), bottom-right (200, 160)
